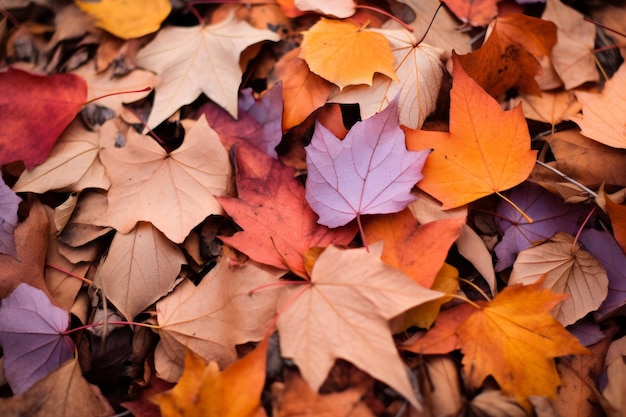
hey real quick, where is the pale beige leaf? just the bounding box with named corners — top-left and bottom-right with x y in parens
top-left (71, 66), bottom-right (158, 116)
top-left (603, 336), bottom-right (626, 417)
top-left (393, 0), bottom-right (472, 61)
top-left (420, 356), bottom-right (463, 417)
top-left (542, 0), bottom-right (598, 89)
top-left (155, 250), bottom-right (284, 381)
top-left (13, 119), bottom-right (110, 193)
top-left (277, 243), bottom-right (444, 410)
top-left (294, 0), bottom-right (355, 17)
top-left (94, 222), bottom-right (185, 320)
top-left (510, 90), bottom-right (581, 125)
top-left (135, 11), bottom-right (279, 128)
top-left (509, 232), bottom-right (608, 326)
top-left (570, 63), bottom-right (626, 148)
top-left (330, 29), bottom-right (443, 129)
top-left (58, 190), bottom-right (112, 249)
top-left (409, 191), bottom-right (496, 294)
top-left (98, 116), bottom-right (231, 243)
top-left (469, 389), bottom-right (527, 417)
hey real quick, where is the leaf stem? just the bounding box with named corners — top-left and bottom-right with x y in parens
top-left (45, 263), bottom-right (93, 285)
top-left (535, 160), bottom-right (598, 198)
top-left (495, 191), bottom-right (533, 223)
top-left (0, 7), bottom-right (20, 27)
top-left (458, 277), bottom-right (491, 301)
top-left (123, 106), bottom-right (166, 145)
top-left (83, 87), bottom-right (152, 106)
top-left (414, 2), bottom-right (443, 45)
top-left (448, 293), bottom-right (482, 309)
top-left (356, 214), bottom-right (369, 251)
top-left (572, 205), bottom-right (597, 251)
top-left (583, 16), bottom-right (626, 39)
top-left (63, 320), bottom-right (160, 335)
top-left (355, 5), bottom-right (414, 32)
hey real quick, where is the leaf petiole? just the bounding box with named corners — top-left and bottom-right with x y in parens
top-left (458, 277), bottom-right (492, 301)
top-left (83, 86), bottom-right (152, 106)
top-left (496, 191), bottom-right (533, 223)
top-left (45, 263), bottom-right (93, 285)
top-left (63, 320), bottom-right (160, 336)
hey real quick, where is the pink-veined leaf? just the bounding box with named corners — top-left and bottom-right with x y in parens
top-left (305, 99), bottom-right (430, 228)
top-left (0, 283), bottom-right (75, 394)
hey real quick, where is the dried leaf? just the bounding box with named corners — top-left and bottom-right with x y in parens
top-left (0, 175), bottom-right (21, 258)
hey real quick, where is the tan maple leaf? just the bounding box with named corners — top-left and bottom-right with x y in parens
top-left (135, 11), bottom-right (279, 128)
top-left (276, 243), bottom-right (444, 409)
top-left (98, 116), bottom-right (231, 243)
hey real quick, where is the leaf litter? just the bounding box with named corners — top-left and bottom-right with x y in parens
top-left (1, 1), bottom-right (626, 416)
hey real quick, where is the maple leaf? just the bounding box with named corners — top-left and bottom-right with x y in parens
top-left (456, 14), bottom-right (557, 98)
top-left (0, 68), bottom-right (87, 169)
top-left (570, 62), bottom-right (626, 148)
top-left (293, 0), bottom-right (356, 18)
top-left (274, 48), bottom-right (334, 130)
top-left (441, 0), bottom-right (500, 26)
top-left (305, 99), bottom-right (430, 228)
top-left (135, 11), bottom-right (280, 128)
top-left (217, 144), bottom-right (356, 279)
top-left (300, 18), bottom-right (397, 90)
top-left (362, 208), bottom-right (463, 287)
top-left (277, 243), bottom-right (444, 409)
top-left (75, 0), bottom-right (171, 39)
top-left (154, 249), bottom-right (284, 381)
top-left (0, 283), bottom-right (75, 395)
top-left (13, 119), bottom-right (110, 194)
top-left (152, 336), bottom-right (268, 417)
top-left (0, 358), bottom-right (113, 417)
top-left (404, 55), bottom-right (537, 210)
top-left (93, 222), bottom-right (185, 320)
top-left (509, 232), bottom-right (608, 326)
top-left (542, 0), bottom-right (598, 89)
top-left (98, 116), bottom-right (231, 243)
top-left (0, 175), bottom-right (21, 258)
top-left (330, 28), bottom-right (444, 129)
top-left (494, 182), bottom-right (589, 271)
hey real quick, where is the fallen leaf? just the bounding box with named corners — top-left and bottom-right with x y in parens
top-left (0, 358), bottom-right (113, 417)
top-left (277, 243), bottom-right (444, 409)
top-left (273, 371), bottom-right (375, 417)
top-left (305, 99), bottom-right (430, 228)
top-left (152, 336), bottom-right (268, 417)
top-left (494, 182), bottom-right (589, 271)
top-left (197, 84), bottom-right (283, 159)
top-left (441, 0), bottom-right (500, 26)
top-left (393, 0), bottom-right (472, 60)
top-left (0, 175), bottom-right (21, 258)
top-left (217, 144), bottom-right (356, 278)
top-left (362, 208), bottom-right (463, 287)
top-left (274, 48), bottom-right (334, 131)
top-left (75, 0), bottom-right (171, 39)
top-left (155, 249), bottom-right (284, 381)
top-left (459, 281), bottom-right (590, 408)
top-left (542, 0), bottom-right (598, 89)
top-left (419, 356), bottom-right (463, 417)
top-left (98, 116), bottom-right (231, 243)
top-left (294, 0), bottom-right (356, 18)
top-left (509, 90), bottom-right (581, 126)
top-left (600, 190), bottom-right (626, 254)
top-left (570, 63), bottom-right (626, 148)
top-left (13, 118), bottom-right (111, 193)
top-left (330, 28), bottom-right (444, 129)
top-left (602, 336), bottom-right (626, 417)
top-left (456, 14), bottom-right (557, 98)
top-left (135, 10), bottom-right (279, 128)
top-left (404, 55), bottom-right (537, 209)
top-left (0, 68), bottom-right (87, 169)
top-left (300, 18), bottom-right (397, 90)
top-left (469, 388), bottom-right (527, 417)
top-left (0, 283), bottom-right (75, 394)
top-left (0, 200), bottom-right (51, 298)
top-left (580, 229), bottom-right (626, 320)
top-left (93, 222), bottom-right (185, 320)
top-left (509, 232), bottom-right (608, 326)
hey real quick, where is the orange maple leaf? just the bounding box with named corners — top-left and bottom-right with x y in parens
top-left (456, 14), bottom-right (557, 98)
top-left (300, 18), bottom-right (397, 90)
top-left (404, 55), bottom-right (537, 210)
top-left (152, 336), bottom-right (268, 417)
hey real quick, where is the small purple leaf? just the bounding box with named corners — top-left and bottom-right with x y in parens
top-left (305, 99), bottom-right (430, 228)
top-left (0, 175), bottom-right (21, 258)
top-left (495, 182), bottom-right (589, 271)
top-left (0, 283), bottom-right (74, 394)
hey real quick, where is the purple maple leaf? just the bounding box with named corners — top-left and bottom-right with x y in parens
top-left (197, 83), bottom-right (283, 159)
top-left (0, 283), bottom-right (74, 394)
top-left (0, 175), bottom-right (21, 258)
top-left (305, 99), bottom-right (430, 228)
top-left (494, 182), bottom-right (590, 271)
top-left (580, 229), bottom-right (626, 321)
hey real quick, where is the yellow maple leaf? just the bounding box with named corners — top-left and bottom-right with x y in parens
top-left (75, 0), bottom-right (171, 39)
top-left (300, 18), bottom-right (397, 90)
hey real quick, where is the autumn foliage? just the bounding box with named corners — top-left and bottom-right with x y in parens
top-left (2, 0), bottom-right (626, 416)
